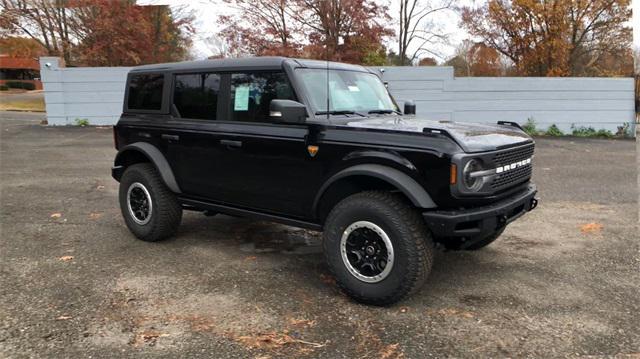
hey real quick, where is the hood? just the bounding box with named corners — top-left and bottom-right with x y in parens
top-left (344, 116), bottom-right (532, 153)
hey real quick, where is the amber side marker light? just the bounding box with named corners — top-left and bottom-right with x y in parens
top-left (450, 163), bottom-right (457, 185)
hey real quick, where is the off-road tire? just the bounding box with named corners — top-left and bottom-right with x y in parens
top-left (465, 227), bottom-right (505, 250)
top-left (323, 191), bottom-right (434, 306)
top-left (119, 163), bottom-right (182, 242)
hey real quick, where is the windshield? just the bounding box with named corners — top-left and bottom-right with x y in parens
top-left (296, 69), bottom-right (399, 115)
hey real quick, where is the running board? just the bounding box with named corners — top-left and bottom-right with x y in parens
top-left (178, 197), bottom-right (323, 231)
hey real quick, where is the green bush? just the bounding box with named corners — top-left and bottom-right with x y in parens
top-left (0, 85), bottom-right (8, 91)
top-left (74, 118), bottom-right (90, 126)
top-left (595, 129), bottom-right (613, 138)
top-left (521, 118), bottom-right (538, 136)
top-left (5, 81), bottom-right (36, 90)
top-left (545, 124), bottom-right (564, 136)
top-left (571, 124), bottom-right (597, 137)
top-left (571, 124), bottom-right (615, 138)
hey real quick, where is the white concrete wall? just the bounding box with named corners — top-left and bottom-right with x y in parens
top-left (372, 66), bottom-right (636, 134)
top-left (40, 57), bottom-right (131, 125)
top-left (41, 57), bottom-right (636, 134)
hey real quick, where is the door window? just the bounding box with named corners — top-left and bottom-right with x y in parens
top-left (229, 72), bottom-right (295, 123)
top-left (173, 73), bottom-right (221, 120)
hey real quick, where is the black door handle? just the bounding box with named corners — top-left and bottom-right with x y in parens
top-left (220, 139), bottom-right (242, 148)
top-left (161, 134), bottom-right (179, 141)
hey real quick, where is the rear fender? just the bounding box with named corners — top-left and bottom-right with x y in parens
top-left (113, 142), bottom-right (181, 193)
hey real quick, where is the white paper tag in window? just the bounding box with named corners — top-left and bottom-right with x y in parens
top-left (347, 85), bottom-right (360, 92)
top-left (234, 86), bottom-right (250, 111)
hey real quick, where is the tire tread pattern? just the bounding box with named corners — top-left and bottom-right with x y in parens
top-left (119, 163), bottom-right (182, 242)
top-left (323, 191), bottom-right (434, 306)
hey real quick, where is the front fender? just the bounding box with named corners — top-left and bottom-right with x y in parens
top-left (113, 142), bottom-right (181, 193)
top-left (312, 164), bottom-right (437, 214)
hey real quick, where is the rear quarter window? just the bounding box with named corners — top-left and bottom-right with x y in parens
top-left (127, 74), bottom-right (164, 111)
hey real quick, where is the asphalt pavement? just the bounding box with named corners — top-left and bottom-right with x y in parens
top-left (0, 113), bottom-right (638, 358)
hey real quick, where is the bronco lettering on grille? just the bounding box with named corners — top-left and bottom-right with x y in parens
top-left (495, 158), bottom-right (532, 174)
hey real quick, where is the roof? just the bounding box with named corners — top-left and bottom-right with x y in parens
top-left (0, 55), bottom-right (40, 70)
top-left (129, 56), bottom-right (371, 73)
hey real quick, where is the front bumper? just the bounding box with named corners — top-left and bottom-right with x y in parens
top-left (423, 184), bottom-right (538, 239)
top-left (111, 165), bottom-right (124, 181)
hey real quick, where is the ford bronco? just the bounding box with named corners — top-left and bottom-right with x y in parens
top-left (112, 57), bottom-right (538, 305)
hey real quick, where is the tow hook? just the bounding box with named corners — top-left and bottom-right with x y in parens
top-left (530, 198), bottom-right (539, 210)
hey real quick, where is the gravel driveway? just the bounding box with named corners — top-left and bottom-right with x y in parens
top-left (1, 114), bottom-right (638, 358)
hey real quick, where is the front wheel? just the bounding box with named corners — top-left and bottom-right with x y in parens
top-left (323, 191), bottom-right (434, 306)
top-left (118, 163), bottom-right (182, 242)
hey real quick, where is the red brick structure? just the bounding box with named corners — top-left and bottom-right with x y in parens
top-left (0, 55), bottom-right (43, 90)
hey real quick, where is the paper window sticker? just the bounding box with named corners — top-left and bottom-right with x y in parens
top-left (348, 85), bottom-right (360, 92)
top-left (234, 85), bottom-right (250, 111)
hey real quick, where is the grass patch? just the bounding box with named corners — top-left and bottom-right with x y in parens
top-left (0, 98), bottom-right (45, 112)
top-left (521, 118), bottom-right (539, 136)
top-left (544, 124), bottom-right (564, 136)
top-left (75, 118), bottom-right (90, 126)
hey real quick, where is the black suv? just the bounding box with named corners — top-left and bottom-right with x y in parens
top-left (112, 57), bottom-right (538, 305)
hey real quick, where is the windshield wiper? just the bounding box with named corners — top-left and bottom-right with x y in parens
top-left (315, 110), bottom-right (365, 117)
top-left (368, 109), bottom-right (402, 115)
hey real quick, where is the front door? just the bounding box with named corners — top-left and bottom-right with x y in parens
top-left (213, 72), bottom-right (319, 218)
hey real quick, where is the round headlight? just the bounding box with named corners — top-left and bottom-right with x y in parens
top-left (463, 159), bottom-right (484, 192)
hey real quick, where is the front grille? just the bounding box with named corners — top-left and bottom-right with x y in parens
top-left (490, 143), bottom-right (535, 191)
top-left (493, 144), bottom-right (535, 167)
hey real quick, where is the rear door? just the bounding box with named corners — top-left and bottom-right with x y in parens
top-left (164, 72), bottom-right (227, 198)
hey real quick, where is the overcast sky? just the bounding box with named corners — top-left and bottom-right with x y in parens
top-left (139, 0), bottom-right (639, 61)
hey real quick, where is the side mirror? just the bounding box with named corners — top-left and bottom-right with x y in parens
top-left (404, 100), bottom-right (416, 115)
top-left (270, 99), bottom-right (307, 124)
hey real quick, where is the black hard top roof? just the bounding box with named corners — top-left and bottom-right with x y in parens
top-left (129, 56), bottom-right (373, 73)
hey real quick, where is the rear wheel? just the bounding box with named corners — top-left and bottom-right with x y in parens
top-left (323, 191), bottom-right (434, 306)
top-left (119, 163), bottom-right (182, 242)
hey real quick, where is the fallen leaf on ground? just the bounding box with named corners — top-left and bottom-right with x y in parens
top-left (50, 213), bottom-right (62, 218)
top-left (58, 256), bottom-right (74, 262)
top-left (319, 274), bottom-right (336, 286)
top-left (399, 307), bottom-right (408, 313)
top-left (237, 332), bottom-right (325, 350)
top-left (96, 185), bottom-right (105, 190)
top-left (244, 256), bottom-right (257, 261)
top-left (88, 212), bottom-right (102, 220)
top-left (56, 315), bottom-right (72, 320)
top-left (580, 222), bottom-right (604, 233)
top-left (288, 318), bottom-right (316, 328)
top-left (131, 331), bottom-right (170, 346)
top-left (380, 343), bottom-right (403, 359)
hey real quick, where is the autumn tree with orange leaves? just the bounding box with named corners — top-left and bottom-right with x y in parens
top-left (75, 2), bottom-right (194, 66)
top-left (460, 0), bottom-right (633, 77)
top-left (1, 0), bottom-right (194, 66)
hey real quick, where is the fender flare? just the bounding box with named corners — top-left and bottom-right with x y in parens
top-left (114, 142), bottom-right (181, 193)
top-left (312, 164), bottom-right (437, 214)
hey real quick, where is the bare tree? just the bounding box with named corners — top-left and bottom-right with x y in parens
top-left (397, 0), bottom-right (454, 65)
top-left (1, 0), bottom-right (78, 63)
